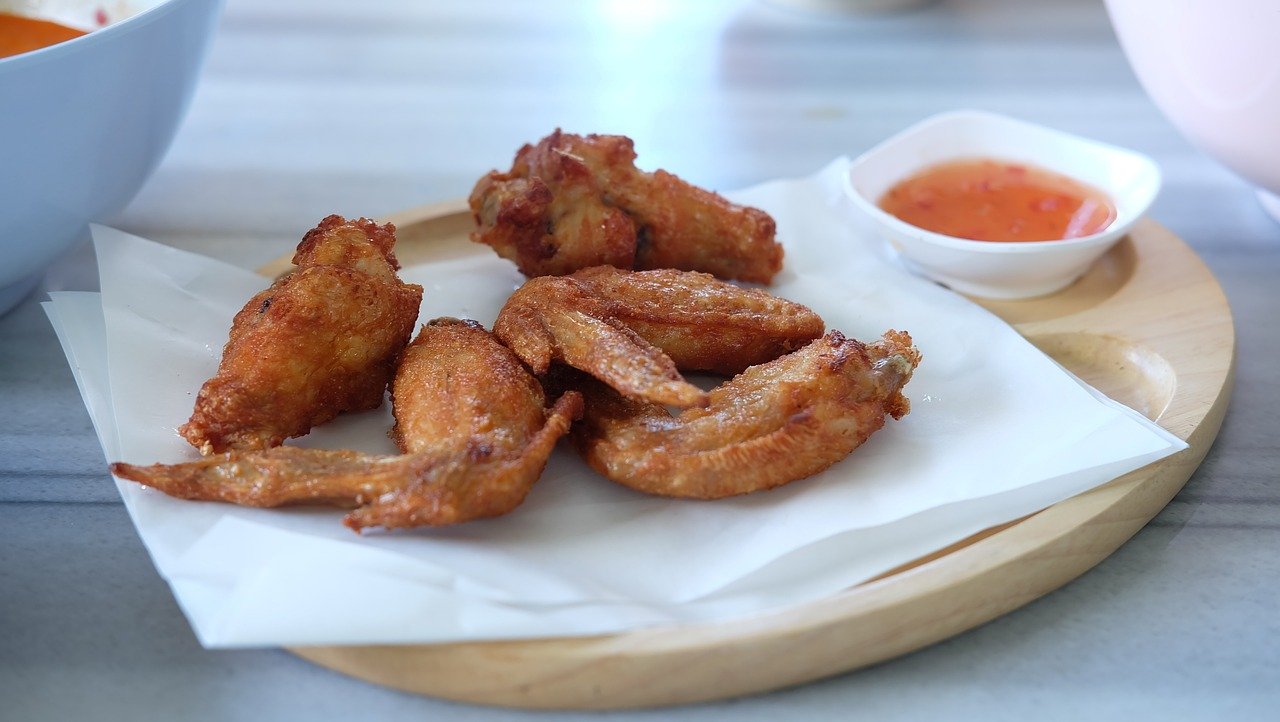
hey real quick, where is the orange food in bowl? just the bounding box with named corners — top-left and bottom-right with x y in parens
top-left (0, 12), bottom-right (86, 58)
top-left (878, 158), bottom-right (1117, 242)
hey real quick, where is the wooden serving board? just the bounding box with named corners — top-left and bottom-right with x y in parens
top-left (277, 202), bottom-right (1234, 710)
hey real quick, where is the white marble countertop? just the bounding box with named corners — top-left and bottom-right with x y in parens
top-left (3, 0), bottom-right (1278, 719)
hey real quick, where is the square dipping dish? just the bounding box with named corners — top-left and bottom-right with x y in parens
top-left (844, 110), bottom-right (1162, 299)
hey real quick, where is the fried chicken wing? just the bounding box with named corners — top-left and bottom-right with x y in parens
top-left (572, 330), bottom-right (920, 499)
top-left (391, 318), bottom-right (548, 455)
top-left (469, 145), bottom-right (636, 276)
top-left (560, 133), bottom-right (782, 282)
top-left (494, 274), bottom-right (709, 408)
top-left (109, 395), bottom-right (579, 531)
top-left (569, 266), bottom-right (823, 375)
top-left (351, 399), bottom-right (580, 530)
top-left (494, 267), bottom-right (823, 408)
top-left (113, 319), bottom-right (583, 531)
top-left (179, 215), bottom-right (423, 455)
top-left (470, 130), bottom-right (783, 283)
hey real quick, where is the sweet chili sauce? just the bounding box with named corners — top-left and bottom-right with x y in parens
top-left (0, 12), bottom-right (87, 59)
top-left (878, 158), bottom-right (1116, 242)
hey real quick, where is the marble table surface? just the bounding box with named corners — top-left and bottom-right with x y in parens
top-left (3, 0), bottom-right (1277, 719)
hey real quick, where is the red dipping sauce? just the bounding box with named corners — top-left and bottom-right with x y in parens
top-left (878, 158), bottom-right (1117, 242)
top-left (0, 12), bottom-right (87, 59)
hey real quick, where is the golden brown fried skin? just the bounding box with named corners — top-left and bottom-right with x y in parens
top-left (108, 394), bottom-right (580, 531)
top-left (493, 266), bottom-right (824, 407)
top-left (470, 130), bottom-right (783, 283)
top-left (494, 274), bottom-right (709, 408)
top-left (347, 390), bottom-right (579, 531)
top-left (113, 319), bottom-right (584, 532)
top-left (391, 318), bottom-right (547, 455)
top-left (569, 266), bottom-right (823, 375)
top-left (560, 133), bottom-right (782, 283)
top-left (572, 330), bottom-right (920, 499)
top-left (469, 137), bottom-right (636, 276)
top-left (178, 216), bottom-right (423, 455)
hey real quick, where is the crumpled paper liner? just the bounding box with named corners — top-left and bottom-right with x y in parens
top-left (43, 159), bottom-right (1185, 647)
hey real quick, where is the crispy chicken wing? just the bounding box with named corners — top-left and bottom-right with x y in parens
top-left (115, 319), bottom-right (583, 531)
top-left (561, 133), bottom-right (782, 282)
top-left (470, 130), bottom-right (783, 283)
top-left (468, 144), bottom-right (636, 276)
top-left (494, 274), bottom-right (708, 408)
top-left (179, 215), bottom-right (423, 455)
top-left (391, 318), bottom-right (548, 455)
top-left (569, 266), bottom-right (823, 374)
top-left (572, 330), bottom-right (920, 499)
top-left (493, 267), bottom-right (823, 408)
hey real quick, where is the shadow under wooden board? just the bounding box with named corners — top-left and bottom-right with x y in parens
top-left (267, 201), bottom-right (1235, 710)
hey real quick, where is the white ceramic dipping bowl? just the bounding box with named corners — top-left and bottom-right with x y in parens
top-left (844, 110), bottom-right (1161, 299)
top-left (0, 0), bottom-right (223, 314)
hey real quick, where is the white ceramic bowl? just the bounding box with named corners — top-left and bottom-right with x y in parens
top-left (1105, 0), bottom-right (1280, 222)
top-left (0, 0), bottom-right (223, 314)
top-left (844, 110), bottom-right (1161, 299)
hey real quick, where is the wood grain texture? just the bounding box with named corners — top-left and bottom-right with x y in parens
top-left (284, 212), bottom-right (1235, 710)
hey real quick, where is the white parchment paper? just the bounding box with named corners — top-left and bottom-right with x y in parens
top-left (45, 159), bottom-right (1185, 647)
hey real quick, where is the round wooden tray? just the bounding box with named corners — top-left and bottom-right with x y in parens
top-left (279, 202), bottom-right (1235, 710)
